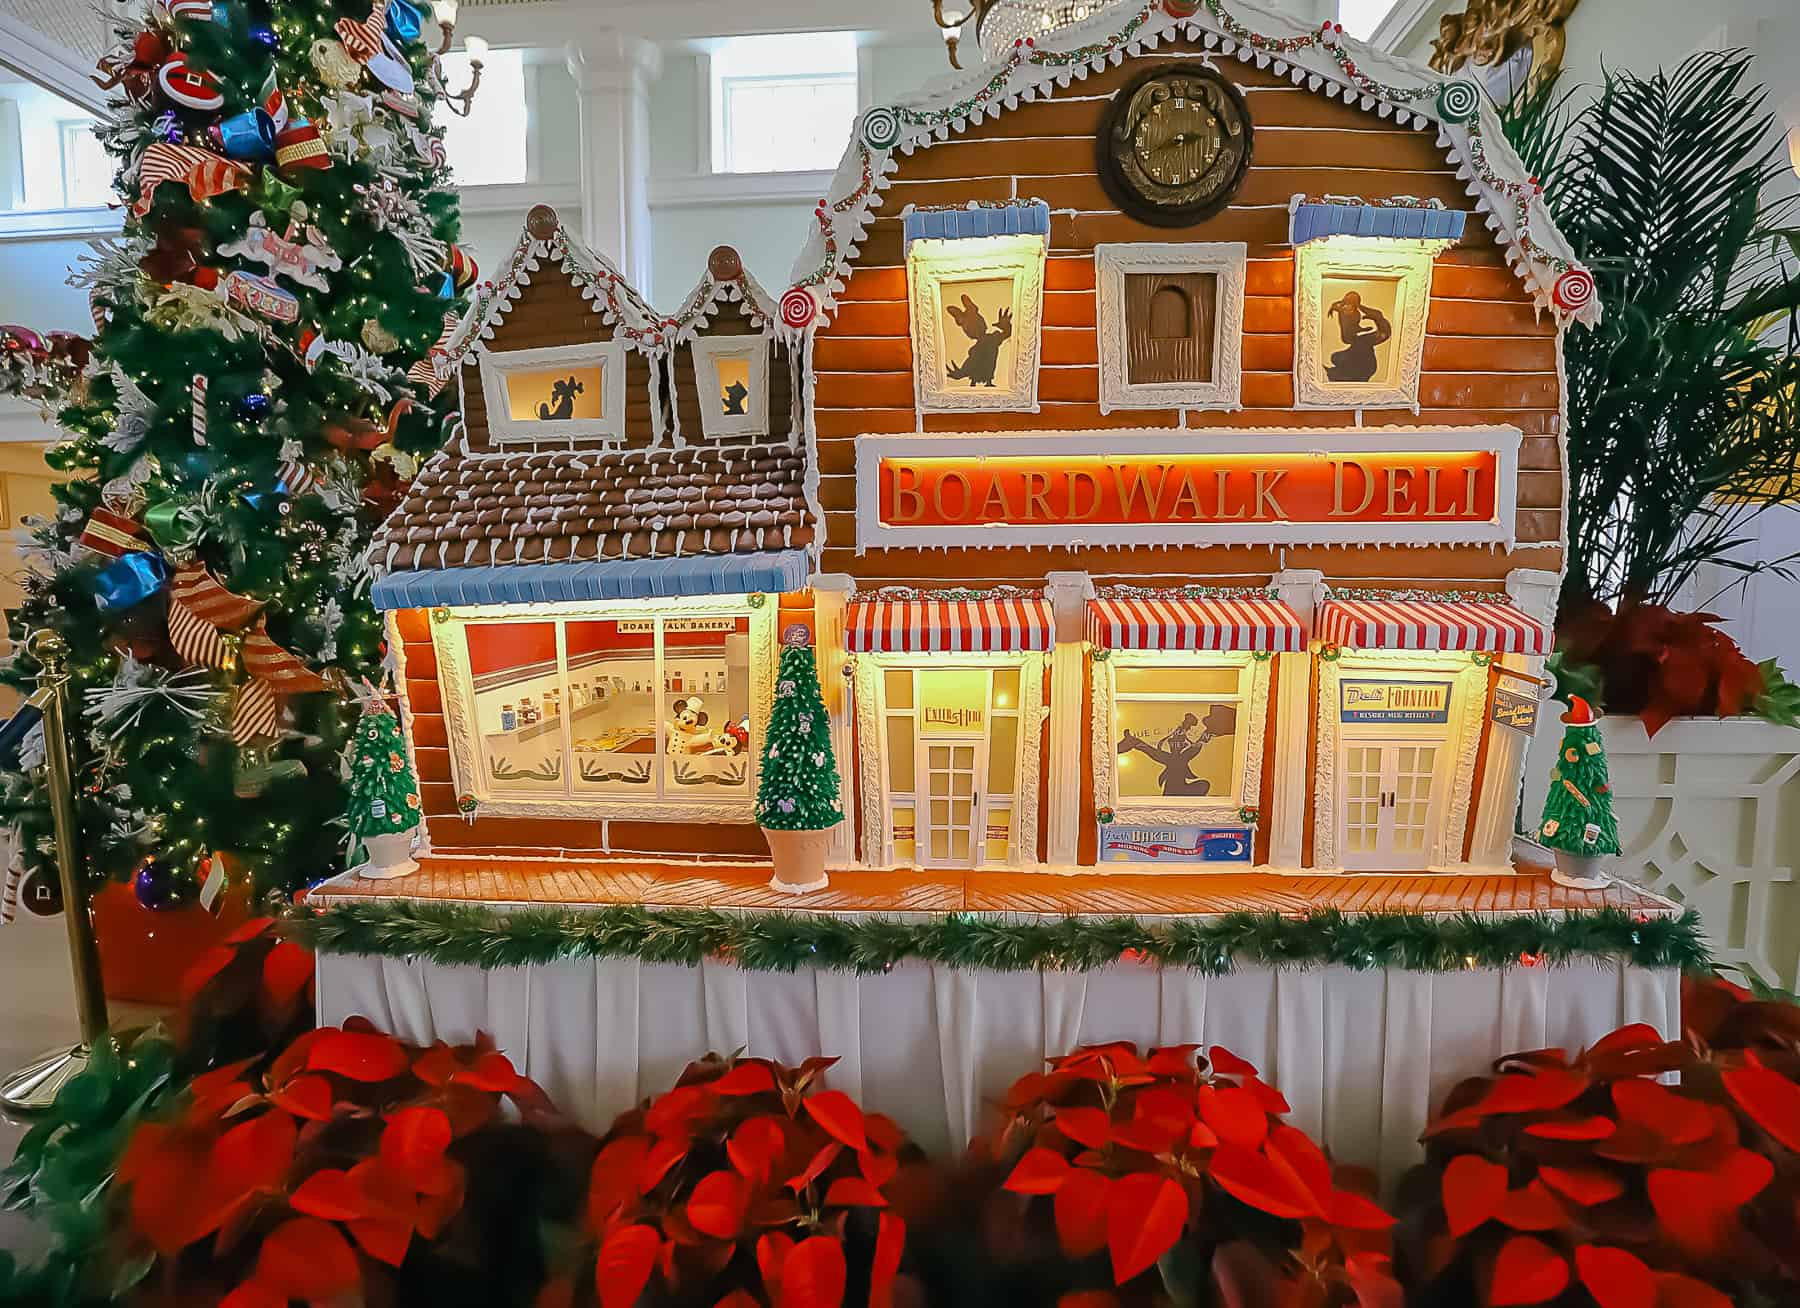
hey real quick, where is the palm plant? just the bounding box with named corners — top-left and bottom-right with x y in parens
top-left (1501, 52), bottom-right (1800, 613)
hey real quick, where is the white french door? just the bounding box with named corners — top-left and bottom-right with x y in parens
top-left (919, 737), bottom-right (985, 868)
top-left (1339, 738), bottom-right (1443, 871)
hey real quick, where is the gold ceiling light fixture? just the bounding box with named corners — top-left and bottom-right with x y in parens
top-left (931, 0), bottom-right (1106, 69)
top-left (431, 0), bottom-right (486, 116)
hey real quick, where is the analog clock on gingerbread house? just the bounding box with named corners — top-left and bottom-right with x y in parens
top-left (1098, 65), bottom-right (1253, 227)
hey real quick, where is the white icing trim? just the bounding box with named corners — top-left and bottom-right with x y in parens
top-left (478, 340), bottom-right (629, 447)
top-left (907, 233), bottom-right (1047, 414)
top-left (690, 334), bottom-right (773, 442)
top-left (1096, 242), bottom-right (1248, 415)
top-left (1293, 238), bottom-right (1436, 413)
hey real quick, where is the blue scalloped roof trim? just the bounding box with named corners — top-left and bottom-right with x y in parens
top-left (902, 200), bottom-right (1051, 252)
top-left (1290, 202), bottom-right (1468, 245)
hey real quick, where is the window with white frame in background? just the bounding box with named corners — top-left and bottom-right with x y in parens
top-left (709, 32), bottom-right (858, 174)
top-left (0, 78), bottom-right (110, 212)
top-left (1337, 0), bottom-right (1402, 41)
top-left (440, 47), bottom-right (529, 186)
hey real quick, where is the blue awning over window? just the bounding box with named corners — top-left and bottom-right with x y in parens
top-left (370, 550), bottom-right (813, 611)
top-left (903, 200), bottom-right (1051, 252)
top-left (1290, 200), bottom-right (1468, 246)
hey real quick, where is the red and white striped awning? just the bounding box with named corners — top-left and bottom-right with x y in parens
top-left (1317, 597), bottom-right (1548, 655)
top-left (845, 597), bottom-right (1054, 654)
top-left (1087, 595), bottom-right (1304, 653)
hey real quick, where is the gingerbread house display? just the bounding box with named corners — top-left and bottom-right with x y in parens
top-left (368, 0), bottom-right (1601, 887)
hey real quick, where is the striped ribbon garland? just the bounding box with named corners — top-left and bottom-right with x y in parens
top-left (232, 679), bottom-right (280, 745)
top-left (134, 143), bottom-right (247, 217)
top-left (243, 621), bottom-right (330, 694)
top-left (335, 0), bottom-right (392, 61)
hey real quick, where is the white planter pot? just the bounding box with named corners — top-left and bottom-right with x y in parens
top-left (1523, 715), bottom-right (1800, 986)
top-left (355, 829), bottom-right (419, 880)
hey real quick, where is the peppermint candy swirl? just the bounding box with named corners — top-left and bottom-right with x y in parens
top-left (1435, 79), bottom-right (1482, 124)
top-left (779, 286), bottom-right (817, 330)
top-left (861, 105), bottom-right (902, 151)
top-left (1552, 267), bottom-right (1596, 314)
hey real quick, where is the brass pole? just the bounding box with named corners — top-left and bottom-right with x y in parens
top-left (0, 629), bottom-right (109, 1112)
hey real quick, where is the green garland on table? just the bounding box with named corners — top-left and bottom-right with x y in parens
top-left (288, 901), bottom-right (1711, 976)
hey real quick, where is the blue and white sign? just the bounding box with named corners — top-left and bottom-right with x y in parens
top-left (1339, 679), bottom-right (1453, 725)
top-left (1099, 825), bottom-right (1253, 864)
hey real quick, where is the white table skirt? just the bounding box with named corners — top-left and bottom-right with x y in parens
top-left (316, 955), bottom-right (1678, 1182)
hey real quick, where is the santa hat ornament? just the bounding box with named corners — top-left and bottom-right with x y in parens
top-left (1561, 695), bottom-right (1598, 726)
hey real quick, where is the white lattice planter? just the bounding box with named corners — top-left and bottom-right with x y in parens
top-left (1523, 716), bottom-right (1800, 986)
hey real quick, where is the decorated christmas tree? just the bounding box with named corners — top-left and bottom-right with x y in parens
top-left (0, 0), bottom-right (472, 903)
top-left (1539, 695), bottom-right (1620, 881)
top-left (756, 634), bottom-right (845, 834)
top-left (345, 700), bottom-right (422, 877)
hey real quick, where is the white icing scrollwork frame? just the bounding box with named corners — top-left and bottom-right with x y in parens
top-left (690, 335), bottom-right (772, 441)
top-left (478, 340), bottom-right (629, 446)
top-left (1096, 242), bottom-right (1247, 415)
top-left (429, 595), bottom-right (775, 822)
top-left (1090, 653), bottom-right (1271, 832)
top-left (1294, 240), bottom-right (1436, 413)
top-left (906, 234), bottom-right (1046, 414)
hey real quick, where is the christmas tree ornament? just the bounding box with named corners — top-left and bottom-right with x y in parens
top-left (364, 33), bottom-right (417, 94)
top-left (344, 692), bottom-right (422, 879)
top-left (249, 17), bottom-right (277, 47)
top-left (310, 37), bottom-right (364, 89)
top-left (77, 506), bottom-right (152, 560)
top-left (210, 109), bottom-right (277, 161)
top-left (131, 856), bottom-right (195, 911)
top-left (95, 28), bottom-right (169, 106)
top-left (93, 551), bottom-right (169, 612)
top-left (156, 53), bottom-right (224, 111)
top-left (139, 225), bottom-right (207, 284)
top-left (273, 118), bottom-right (332, 171)
top-left (20, 867), bottom-right (62, 917)
top-left (386, 0), bottom-right (423, 43)
top-left (238, 390), bottom-right (271, 419)
top-left (233, 746), bottom-right (307, 797)
top-left (217, 205), bottom-right (343, 292)
top-left (251, 168), bottom-right (301, 217)
top-left (446, 243), bottom-right (479, 290)
top-left (131, 142), bottom-right (250, 216)
top-left (169, 0), bottom-right (216, 21)
top-left (360, 318), bottom-right (400, 354)
top-left (222, 268), bottom-right (301, 324)
top-left (756, 628), bottom-right (843, 895)
top-left (1538, 696), bottom-right (1620, 890)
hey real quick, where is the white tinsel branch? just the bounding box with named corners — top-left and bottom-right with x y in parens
top-left (83, 655), bottom-right (218, 740)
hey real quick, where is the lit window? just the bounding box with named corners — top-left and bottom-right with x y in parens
top-left (710, 33), bottom-right (858, 174)
top-left (1338, 0), bottom-right (1401, 41)
top-left (1110, 662), bottom-right (1249, 805)
top-left (440, 47), bottom-right (528, 186)
top-left (0, 78), bottom-right (108, 212)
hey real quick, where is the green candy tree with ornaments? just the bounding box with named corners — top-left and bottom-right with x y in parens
top-left (756, 626), bottom-right (843, 894)
top-left (345, 696), bottom-right (422, 878)
top-left (0, 0), bottom-right (474, 905)
top-left (1538, 695), bottom-right (1621, 889)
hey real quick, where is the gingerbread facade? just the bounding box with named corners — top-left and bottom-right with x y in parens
top-left (371, 0), bottom-right (1595, 879)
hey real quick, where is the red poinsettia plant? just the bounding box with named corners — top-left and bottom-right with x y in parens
top-left (1399, 1008), bottom-right (1800, 1307)
top-left (551, 1054), bottom-right (911, 1308)
top-left (113, 1018), bottom-right (556, 1307)
top-left (982, 1042), bottom-right (1401, 1307)
top-left (1553, 600), bottom-right (1772, 735)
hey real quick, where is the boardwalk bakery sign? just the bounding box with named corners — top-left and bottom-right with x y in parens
top-left (854, 429), bottom-right (1522, 551)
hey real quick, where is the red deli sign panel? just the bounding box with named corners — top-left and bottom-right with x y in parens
top-left (857, 433), bottom-right (1520, 551)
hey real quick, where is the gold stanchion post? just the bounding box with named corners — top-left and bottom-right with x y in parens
top-left (0, 630), bottom-right (111, 1112)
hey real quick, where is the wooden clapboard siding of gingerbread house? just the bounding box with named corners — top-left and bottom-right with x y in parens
top-left (810, 40), bottom-right (1564, 591)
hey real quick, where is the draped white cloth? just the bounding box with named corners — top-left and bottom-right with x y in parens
top-left (316, 956), bottom-right (1678, 1183)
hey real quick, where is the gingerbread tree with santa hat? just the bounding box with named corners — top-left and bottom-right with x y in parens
top-left (1538, 695), bottom-right (1620, 888)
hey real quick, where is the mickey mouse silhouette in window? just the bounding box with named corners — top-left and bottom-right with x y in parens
top-left (1117, 703), bottom-right (1238, 797)
top-left (1325, 291), bottom-right (1392, 383)
top-left (536, 375), bottom-right (584, 420)
top-left (944, 293), bottom-right (1013, 387)
top-left (721, 378), bottom-right (750, 416)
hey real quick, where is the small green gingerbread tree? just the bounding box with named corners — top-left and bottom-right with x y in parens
top-left (756, 634), bottom-right (844, 831)
top-left (345, 702), bottom-right (422, 870)
top-left (1539, 695), bottom-right (1620, 862)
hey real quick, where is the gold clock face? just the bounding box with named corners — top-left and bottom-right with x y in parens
top-left (1099, 67), bottom-right (1253, 226)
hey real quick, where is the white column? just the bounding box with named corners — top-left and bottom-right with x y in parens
top-left (565, 32), bottom-right (660, 291)
top-left (1464, 568), bottom-right (1561, 869)
top-left (811, 573), bottom-right (860, 868)
top-left (1269, 569), bottom-right (1326, 870)
top-left (1043, 571), bottom-right (1094, 868)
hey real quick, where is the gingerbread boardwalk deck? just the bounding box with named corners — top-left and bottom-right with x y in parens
top-left (308, 857), bottom-right (1676, 919)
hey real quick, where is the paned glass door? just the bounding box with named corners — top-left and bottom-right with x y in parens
top-left (1338, 739), bottom-right (1441, 871)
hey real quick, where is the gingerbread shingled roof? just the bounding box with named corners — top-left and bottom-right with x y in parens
top-left (370, 441), bottom-right (815, 574)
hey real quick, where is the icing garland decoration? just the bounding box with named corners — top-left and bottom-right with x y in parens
top-left (1327, 586), bottom-right (1523, 607)
top-left (287, 900), bottom-right (1709, 976)
top-left (865, 584), bottom-right (1045, 601)
top-left (1101, 583), bottom-right (1282, 602)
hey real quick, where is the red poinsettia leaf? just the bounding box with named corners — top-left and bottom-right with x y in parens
top-left (1496, 1180), bottom-right (1564, 1232)
top-left (1346, 1251), bottom-right (1405, 1308)
top-left (1106, 1172), bottom-right (1187, 1285)
top-left (645, 1085), bottom-right (716, 1137)
top-left (1209, 1143), bottom-right (1320, 1220)
top-left (713, 1061), bottom-right (779, 1096)
top-left (804, 1091), bottom-right (869, 1152)
top-left (1575, 1245), bottom-right (1656, 1308)
top-left (1646, 1154), bottom-right (1771, 1258)
top-left (219, 1282), bottom-right (286, 1308)
top-left (451, 1050), bottom-right (526, 1094)
top-left (349, 1216), bottom-right (413, 1267)
top-left (255, 1216), bottom-right (361, 1300)
top-left (1055, 1106), bottom-right (1113, 1150)
top-left (1327, 1188), bottom-right (1398, 1231)
top-left (268, 1073), bottom-right (333, 1123)
top-left (643, 1134), bottom-right (691, 1193)
top-left (1197, 1085), bottom-right (1269, 1150)
top-left (858, 1148), bottom-right (898, 1189)
top-left (225, 916), bottom-right (276, 945)
top-left (1208, 1047), bottom-right (1260, 1079)
top-left (1188, 1119), bottom-right (1219, 1150)
top-left (307, 1028), bottom-right (410, 1083)
top-left (864, 1112), bottom-right (905, 1154)
top-left (595, 1223), bottom-right (661, 1308)
top-left (349, 1158), bottom-right (423, 1226)
top-left (382, 1106), bottom-right (453, 1180)
top-left (787, 1141), bottom-right (843, 1193)
top-left (1058, 1294), bottom-right (1120, 1308)
top-left (1614, 1080), bottom-right (1713, 1146)
top-left (869, 1212), bottom-right (905, 1308)
top-left (116, 1121), bottom-right (173, 1187)
top-left (1423, 1107), bottom-right (1490, 1139)
top-left (1478, 1066), bottom-right (1590, 1118)
top-left (1488, 1235), bottom-right (1570, 1306)
top-left (1653, 1273), bottom-right (1734, 1308)
top-left (260, 940), bottom-right (315, 1008)
top-left (1109, 1117), bottom-right (1182, 1155)
top-left (589, 1136), bottom-right (651, 1224)
top-left (1146, 1045), bottom-right (1200, 1077)
top-left (1053, 1166), bottom-right (1111, 1258)
top-left (1240, 1076), bottom-right (1291, 1116)
top-left (1721, 1064), bottom-right (1800, 1154)
top-left (413, 1043), bottom-right (460, 1087)
top-left (824, 1176), bottom-right (888, 1208)
top-left (1538, 1165), bottom-right (1625, 1207)
top-left (1133, 1085), bottom-right (1197, 1133)
top-left (729, 1116), bottom-right (788, 1183)
top-left (1003, 1146), bottom-right (1072, 1196)
top-left (687, 1170), bottom-right (749, 1239)
top-left (1525, 1116), bottom-right (1616, 1141)
top-left (180, 945), bottom-right (237, 1003)
top-left (779, 1235), bottom-right (848, 1308)
top-left (212, 1109), bottom-right (297, 1199)
top-left (1586, 1023), bottom-right (1667, 1062)
top-left (1266, 1124), bottom-right (1332, 1201)
top-left (288, 1168), bottom-right (369, 1222)
top-left (127, 1134), bottom-right (211, 1254)
top-left (187, 1058), bottom-right (260, 1116)
top-left (1443, 1155), bottom-right (1509, 1239)
top-left (758, 1230), bottom-right (794, 1291)
top-left (717, 1293), bottom-right (762, 1308)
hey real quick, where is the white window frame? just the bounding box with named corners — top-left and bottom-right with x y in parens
top-left (1096, 242), bottom-right (1247, 414)
top-left (690, 334), bottom-right (771, 441)
top-left (1293, 238), bottom-right (1436, 412)
top-left (478, 340), bottom-right (628, 447)
top-left (906, 234), bottom-right (1047, 415)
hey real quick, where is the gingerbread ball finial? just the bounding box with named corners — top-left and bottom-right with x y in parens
top-left (525, 204), bottom-right (560, 240)
top-left (707, 245), bottom-right (744, 282)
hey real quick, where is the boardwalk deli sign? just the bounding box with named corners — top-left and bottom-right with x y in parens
top-left (853, 429), bottom-right (1523, 551)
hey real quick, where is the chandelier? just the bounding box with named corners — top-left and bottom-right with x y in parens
top-left (931, 0), bottom-right (1109, 69)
